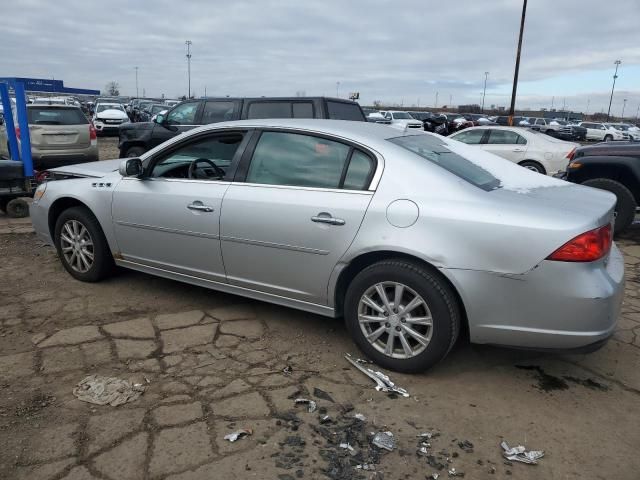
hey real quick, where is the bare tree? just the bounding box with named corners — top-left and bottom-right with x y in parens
top-left (105, 81), bottom-right (120, 96)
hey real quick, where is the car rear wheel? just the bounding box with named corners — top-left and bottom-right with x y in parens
top-left (582, 178), bottom-right (636, 234)
top-left (54, 206), bottom-right (114, 282)
top-left (344, 259), bottom-right (460, 373)
top-left (124, 146), bottom-right (145, 158)
top-left (519, 160), bottom-right (546, 174)
top-left (604, 134), bottom-right (613, 142)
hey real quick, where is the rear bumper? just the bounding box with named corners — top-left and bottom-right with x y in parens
top-left (31, 146), bottom-right (99, 170)
top-left (445, 244), bottom-right (625, 350)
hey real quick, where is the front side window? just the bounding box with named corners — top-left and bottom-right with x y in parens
top-left (150, 132), bottom-right (245, 180)
top-left (452, 129), bottom-right (485, 144)
top-left (486, 129), bottom-right (526, 145)
top-left (292, 102), bottom-right (314, 118)
top-left (246, 132), bottom-right (350, 188)
top-left (166, 102), bottom-right (199, 125)
top-left (201, 101), bottom-right (236, 124)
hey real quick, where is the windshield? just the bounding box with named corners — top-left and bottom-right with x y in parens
top-left (388, 135), bottom-right (500, 191)
top-left (392, 112), bottom-right (413, 119)
top-left (97, 104), bottom-right (124, 113)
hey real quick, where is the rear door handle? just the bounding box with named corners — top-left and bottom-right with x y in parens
top-left (512, 148), bottom-right (525, 152)
top-left (311, 212), bottom-right (345, 226)
top-left (187, 201), bottom-right (214, 212)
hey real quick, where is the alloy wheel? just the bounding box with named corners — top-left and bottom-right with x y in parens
top-left (357, 282), bottom-right (433, 359)
top-left (60, 219), bottom-right (95, 273)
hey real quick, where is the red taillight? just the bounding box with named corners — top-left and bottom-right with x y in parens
top-left (89, 123), bottom-right (97, 140)
top-left (35, 170), bottom-right (51, 183)
top-left (15, 126), bottom-right (20, 139)
top-left (547, 224), bottom-right (612, 262)
top-left (566, 147), bottom-right (576, 161)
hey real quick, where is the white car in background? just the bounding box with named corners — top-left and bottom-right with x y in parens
top-left (449, 126), bottom-right (578, 175)
top-left (577, 122), bottom-right (624, 142)
top-left (92, 103), bottom-right (129, 134)
top-left (604, 123), bottom-right (633, 141)
top-left (382, 111), bottom-right (424, 131)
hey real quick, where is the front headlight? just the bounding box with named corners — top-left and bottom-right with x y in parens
top-left (33, 182), bottom-right (47, 203)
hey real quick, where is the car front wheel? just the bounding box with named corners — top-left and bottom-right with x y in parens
top-left (54, 206), bottom-right (114, 282)
top-left (344, 259), bottom-right (461, 373)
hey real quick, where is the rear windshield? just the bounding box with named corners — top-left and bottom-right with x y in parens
top-left (28, 107), bottom-right (88, 125)
top-left (388, 135), bottom-right (500, 191)
top-left (326, 101), bottom-right (365, 121)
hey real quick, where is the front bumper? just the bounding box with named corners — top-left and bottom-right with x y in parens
top-left (30, 199), bottom-right (53, 245)
top-left (445, 244), bottom-right (625, 350)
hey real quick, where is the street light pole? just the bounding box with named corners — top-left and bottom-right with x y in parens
top-left (508, 0), bottom-right (528, 126)
top-left (435, 91), bottom-right (439, 108)
top-left (336, 81), bottom-right (340, 98)
top-left (636, 104), bottom-right (639, 122)
top-left (134, 66), bottom-right (139, 99)
top-left (185, 40), bottom-right (193, 99)
top-left (481, 72), bottom-right (489, 113)
top-left (606, 60), bottom-right (621, 121)
top-left (621, 98), bottom-right (627, 119)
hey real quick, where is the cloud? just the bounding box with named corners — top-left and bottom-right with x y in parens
top-left (1, 0), bottom-right (638, 114)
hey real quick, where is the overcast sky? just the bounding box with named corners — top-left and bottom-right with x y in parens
top-left (2, 0), bottom-right (639, 116)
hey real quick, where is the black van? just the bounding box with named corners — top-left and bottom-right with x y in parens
top-left (118, 97), bottom-right (366, 158)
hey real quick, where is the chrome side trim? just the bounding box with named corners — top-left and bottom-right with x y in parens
top-left (235, 182), bottom-right (374, 195)
top-left (115, 258), bottom-right (335, 317)
top-left (220, 235), bottom-right (329, 255)
top-left (115, 221), bottom-right (219, 239)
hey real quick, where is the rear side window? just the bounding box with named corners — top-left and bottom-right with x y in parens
top-left (486, 130), bottom-right (526, 145)
top-left (292, 102), bottom-right (314, 118)
top-left (28, 107), bottom-right (88, 125)
top-left (326, 101), bottom-right (365, 121)
top-left (452, 129), bottom-right (485, 144)
top-left (246, 131), bottom-right (350, 188)
top-left (388, 135), bottom-right (500, 191)
top-left (343, 150), bottom-right (374, 190)
top-left (166, 102), bottom-right (199, 125)
top-left (247, 102), bottom-right (292, 119)
top-left (201, 101), bottom-right (236, 124)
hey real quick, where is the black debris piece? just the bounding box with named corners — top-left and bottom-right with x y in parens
top-left (457, 440), bottom-right (474, 453)
top-left (314, 387), bottom-right (336, 403)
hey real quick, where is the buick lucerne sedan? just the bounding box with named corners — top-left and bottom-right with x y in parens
top-left (30, 119), bottom-right (624, 372)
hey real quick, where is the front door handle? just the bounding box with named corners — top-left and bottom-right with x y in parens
top-left (512, 148), bottom-right (525, 152)
top-left (187, 201), bottom-right (214, 212)
top-left (311, 212), bottom-right (345, 226)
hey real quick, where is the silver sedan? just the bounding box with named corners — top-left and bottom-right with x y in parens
top-left (30, 119), bottom-right (624, 372)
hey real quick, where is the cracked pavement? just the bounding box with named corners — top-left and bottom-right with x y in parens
top-left (1, 213), bottom-right (639, 480)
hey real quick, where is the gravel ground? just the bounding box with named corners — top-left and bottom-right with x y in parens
top-left (97, 136), bottom-right (120, 160)
top-left (0, 216), bottom-right (639, 479)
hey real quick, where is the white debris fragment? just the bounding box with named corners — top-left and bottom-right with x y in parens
top-left (72, 375), bottom-right (145, 406)
top-left (224, 428), bottom-right (253, 442)
top-left (372, 431), bottom-right (396, 451)
top-left (354, 413), bottom-right (367, 421)
top-left (501, 441), bottom-right (545, 465)
top-left (344, 354), bottom-right (409, 397)
top-left (294, 398), bottom-right (317, 413)
top-left (339, 443), bottom-right (354, 451)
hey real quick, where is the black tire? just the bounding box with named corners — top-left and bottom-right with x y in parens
top-left (582, 178), bottom-right (636, 234)
top-left (519, 160), bottom-right (546, 174)
top-left (0, 198), bottom-right (8, 213)
top-left (604, 134), bottom-right (613, 142)
top-left (344, 259), bottom-right (461, 373)
top-left (124, 146), bottom-right (146, 158)
top-left (6, 198), bottom-right (29, 218)
top-left (54, 206), bottom-right (114, 282)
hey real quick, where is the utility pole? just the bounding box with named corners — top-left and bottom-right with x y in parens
top-left (449, 94), bottom-right (453, 108)
top-left (551, 96), bottom-right (554, 110)
top-left (134, 66), bottom-right (139, 99)
top-left (481, 72), bottom-right (489, 113)
top-left (621, 98), bottom-right (627, 119)
top-left (636, 104), bottom-right (639, 122)
top-left (435, 92), bottom-right (439, 108)
top-left (185, 40), bottom-right (193, 99)
top-left (606, 60), bottom-right (621, 121)
top-left (336, 82), bottom-right (340, 97)
top-left (508, 0), bottom-right (528, 126)
top-left (585, 98), bottom-right (590, 116)
top-left (204, 85), bottom-right (207, 97)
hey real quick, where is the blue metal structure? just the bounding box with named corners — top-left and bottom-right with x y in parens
top-left (0, 83), bottom-right (20, 161)
top-left (14, 83), bottom-right (34, 177)
top-left (0, 77), bottom-right (100, 96)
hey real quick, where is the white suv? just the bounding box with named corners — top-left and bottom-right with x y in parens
top-left (383, 111), bottom-right (424, 131)
top-left (577, 122), bottom-right (624, 142)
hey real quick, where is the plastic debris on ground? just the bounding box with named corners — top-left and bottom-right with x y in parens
top-left (319, 414), bottom-right (332, 424)
top-left (282, 365), bottom-right (292, 376)
top-left (501, 441), bottom-right (545, 465)
top-left (223, 428), bottom-right (253, 442)
top-left (372, 431), bottom-right (396, 451)
top-left (313, 387), bottom-right (335, 403)
top-left (353, 413), bottom-right (367, 421)
top-left (72, 374), bottom-right (145, 406)
top-left (344, 354), bottom-right (409, 397)
top-left (458, 440), bottom-right (474, 453)
top-left (448, 467), bottom-right (465, 477)
top-left (428, 474), bottom-right (440, 479)
top-left (294, 398), bottom-right (317, 413)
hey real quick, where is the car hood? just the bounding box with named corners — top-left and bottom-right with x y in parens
top-left (95, 110), bottom-right (128, 119)
top-left (49, 158), bottom-right (121, 177)
top-left (120, 121), bottom-right (154, 131)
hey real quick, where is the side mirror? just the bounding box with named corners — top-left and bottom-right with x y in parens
top-left (119, 158), bottom-right (143, 177)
